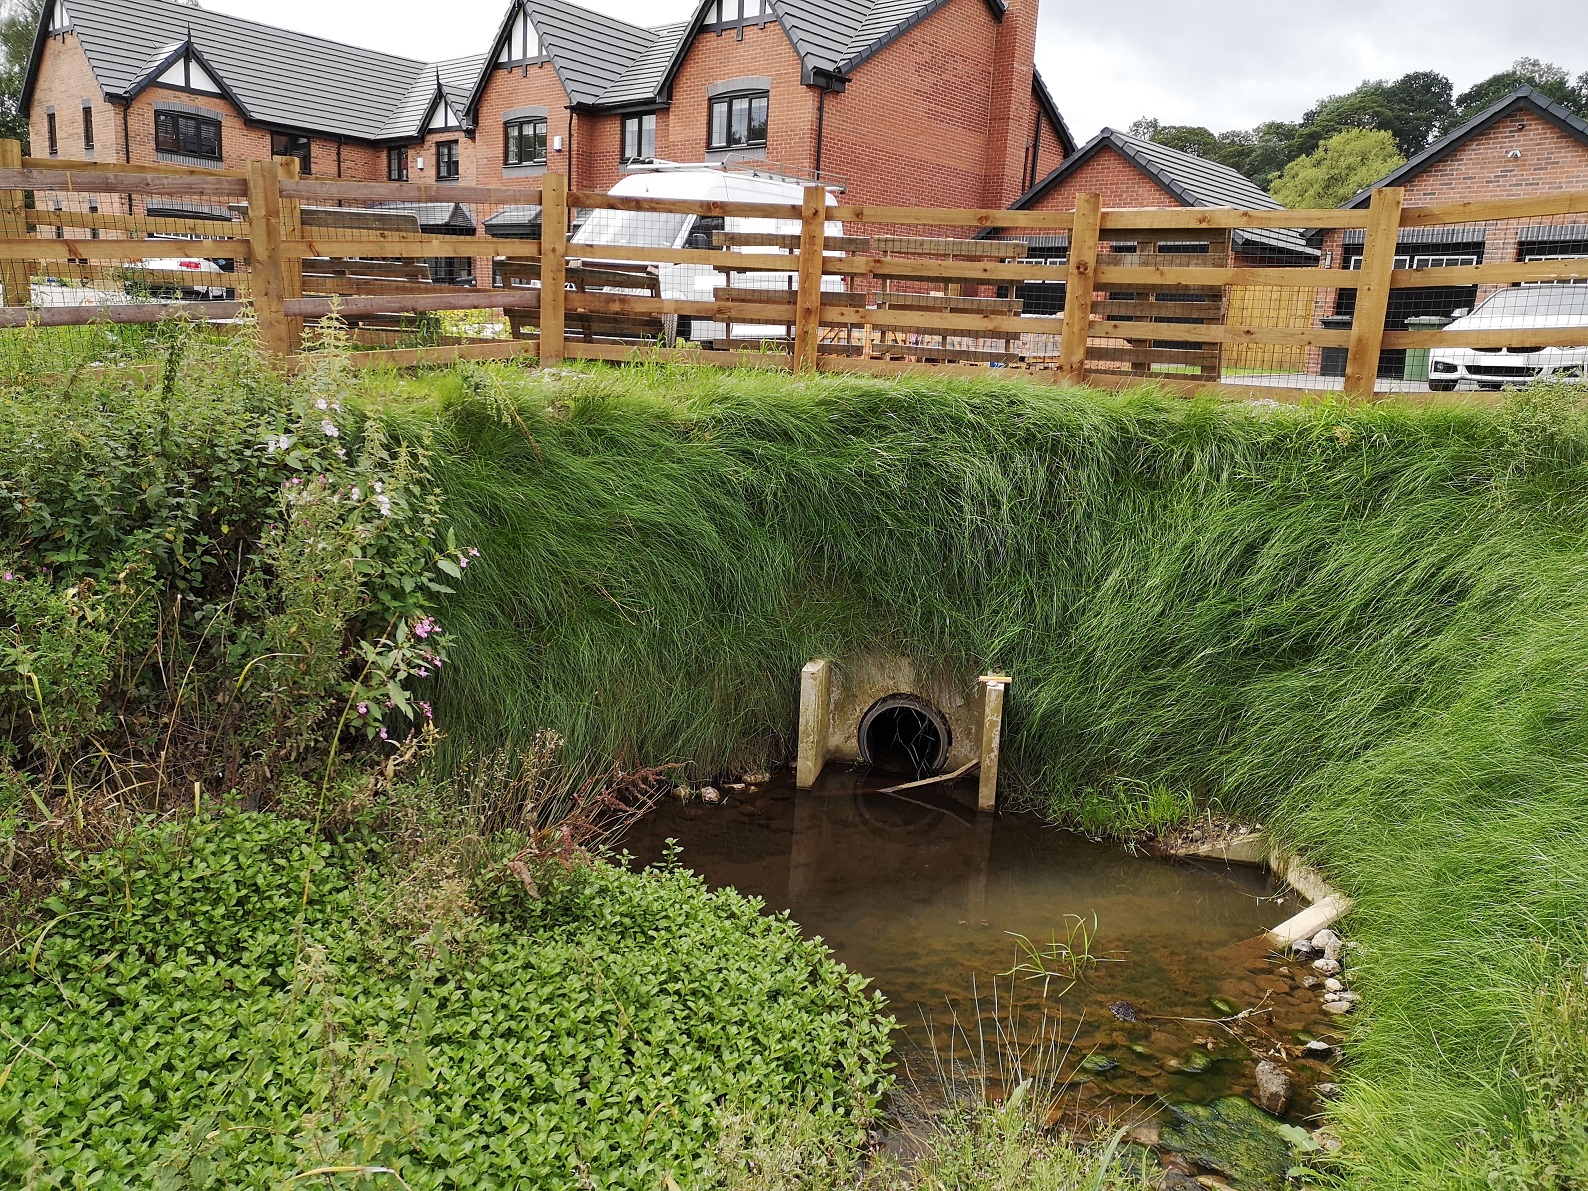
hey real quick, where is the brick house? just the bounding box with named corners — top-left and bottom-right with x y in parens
top-left (24, 0), bottom-right (1074, 213)
top-left (1314, 86), bottom-right (1588, 377)
top-left (997, 128), bottom-right (1318, 370)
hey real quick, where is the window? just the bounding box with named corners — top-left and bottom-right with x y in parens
top-left (702, 0), bottom-right (764, 27)
top-left (436, 140), bottom-right (459, 180)
top-left (621, 113), bottom-right (656, 163)
top-left (707, 92), bottom-right (767, 150)
top-left (271, 133), bottom-right (311, 176)
top-left (387, 146), bottom-right (409, 181)
top-left (46, 112), bottom-right (57, 156)
top-left (155, 110), bottom-right (221, 160)
top-left (504, 117), bottom-right (547, 166)
top-left (81, 106), bottom-right (93, 151)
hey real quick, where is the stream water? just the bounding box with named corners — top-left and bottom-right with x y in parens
top-left (620, 769), bottom-right (1341, 1128)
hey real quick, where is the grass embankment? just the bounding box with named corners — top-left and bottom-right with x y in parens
top-left (408, 363), bottom-right (1588, 1188)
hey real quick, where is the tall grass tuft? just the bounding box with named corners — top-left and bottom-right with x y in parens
top-left (389, 363), bottom-right (1588, 1186)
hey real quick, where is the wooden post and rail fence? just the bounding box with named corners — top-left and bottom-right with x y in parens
top-left (1, 138), bottom-right (1587, 402)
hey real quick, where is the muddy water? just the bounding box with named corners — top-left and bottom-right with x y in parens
top-left (620, 770), bottom-right (1342, 1123)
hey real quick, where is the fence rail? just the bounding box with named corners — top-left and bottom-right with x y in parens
top-left (3, 138), bottom-right (1588, 400)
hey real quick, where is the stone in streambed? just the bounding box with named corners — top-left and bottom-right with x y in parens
top-left (1254, 1060), bottom-right (1292, 1116)
top-left (1079, 1052), bottom-right (1120, 1074)
top-left (1301, 1039), bottom-right (1334, 1060)
top-left (1311, 958), bottom-right (1341, 976)
top-left (1311, 928), bottom-right (1343, 961)
top-left (1158, 1097), bottom-right (1299, 1191)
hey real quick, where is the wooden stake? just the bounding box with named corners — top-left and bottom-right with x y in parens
top-left (1057, 192), bottom-right (1102, 380)
top-left (539, 171), bottom-right (568, 365)
top-left (246, 159), bottom-right (291, 358)
top-left (1343, 186), bottom-right (1404, 402)
top-left (793, 183), bottom-right (826, 370)
top-left (275, 156), bottom-right (303, 352)
top-left (0, 139), bottom-right (32, 308)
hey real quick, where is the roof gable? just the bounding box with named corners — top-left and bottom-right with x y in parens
top-left (1011, 128), bottom-right (1313, 255)
top-left (475, 0), bottom-right (660, 110)
top-left (25, 0), bottom-right (439, 141)
top-left (1343, 86), bottom-right (1588, 207)
top-left (381, 55), bottom-right (487, 140)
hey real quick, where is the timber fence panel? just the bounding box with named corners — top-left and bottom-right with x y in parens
top-left (0, 139), bottom-right (1585, 395)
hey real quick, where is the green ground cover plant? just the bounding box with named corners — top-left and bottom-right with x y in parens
top-left (401, 362), bottom-right (1588, 1188)
top-left (0, 811), bottom-right (890, 1188)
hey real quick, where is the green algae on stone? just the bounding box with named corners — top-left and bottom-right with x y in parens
top-left (1157, 1096), bottom-right (1296, 1191)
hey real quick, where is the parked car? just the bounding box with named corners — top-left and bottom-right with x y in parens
top-left (567, 164), bottom-right (843, 345)
top-left (125, 256), bottom-right (233, 301)
top-left (1427, 285), bottom-right (1588, 391)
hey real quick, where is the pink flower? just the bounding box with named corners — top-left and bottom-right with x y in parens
top-left (416, 668), bottom-right (430, 678)
top-left (420, 701), bottom-right (433, 720)
top-left (356, 701), bottom-right (368, 716)
top-left (379, 727), bottom-right (389, 740)
top-left (458, 557), bottom-right (469, 569)
top-left (468, 547), bottom-right (480, 558)
top-left (2, 572), bottom-right (12, 582)
top-left (413, 617), bottom-right (437, 639)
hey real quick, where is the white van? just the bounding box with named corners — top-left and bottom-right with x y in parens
top-left (568, 164), bottom-right (843, 345)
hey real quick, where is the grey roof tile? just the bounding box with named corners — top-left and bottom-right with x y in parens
top-left (597, 23), bottom-right (687, 107)
top-left (61, 0), bottom-right (430, 140)
top-left (524, 0), bottom-right (659, 107)
top-left (380, 54), bottom-right (489, 140)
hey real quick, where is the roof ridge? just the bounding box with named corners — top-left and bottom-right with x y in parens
top-left (134, 0), bottom-right (427, 71)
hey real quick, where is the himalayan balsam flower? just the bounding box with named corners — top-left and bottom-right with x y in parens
top-left (2, 571), bottom-right (13, 582)
top-left (321, 420), bottom-right (339, 438)
top-left (379, 727), bottom-right (389, 740)
top-left (315, 398), bottom-right (328, 410)
top-left (350, 487), bottom-right (361, 501)
top-left (468, 547), bottom-right (480, 558)
top-left (376, 495), bottom-right (392, 517)
top-left (413, 618), bottom-right (437, 639)
top-left (416, 668), bottom-right (430, 679)
top-left (420, 701), bottom-right (433, 720)
top-left (357, 701), bottom-right (369, 716)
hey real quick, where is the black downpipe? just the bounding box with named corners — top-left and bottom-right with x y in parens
top-left (120, 100), bottom-right (130, 163)
top-left (814, 86), bottom-right (827, 177)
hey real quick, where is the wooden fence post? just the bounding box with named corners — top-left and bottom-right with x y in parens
top-left (1057, 191), bottom-right (1102, 380)
top-left (1343, 186), bottom-right (1404, 402)
top-left (539, 171), bottom-right (568, 366)
top-left (275, 156), bottom-right (303, 353)
top-left (0, 139), bottom-right (33, 308)
top-left (246, 159), bottom-right (291, 359)
top-left (793, 183), bottom-right (826, 370)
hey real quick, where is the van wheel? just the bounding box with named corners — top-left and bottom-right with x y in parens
top-left (1428, 380), bottom-right (1457, 392)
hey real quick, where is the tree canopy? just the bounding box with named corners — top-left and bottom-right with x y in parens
top-left (0, 0), bottom-right (41, 147)
top-left (1268, 128), bottom-right (1407, 209)
top-left (1128, 58), bottom-right (1588, 201)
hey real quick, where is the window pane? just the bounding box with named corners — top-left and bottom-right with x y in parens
top-left (710, 100), bottom-right (727, 148)
top-left (704, 0), bottom-right (718, 22)
top-left (744, 0), bottom-right (760, 17)
top-left (641, 113), bottom-right (656, 158)
top-left (623, 118), bottom-right (637, 160)
top-left (748, 95), bottom-right (768, 144)
top-left (730, 96), bottom-right (749, 147)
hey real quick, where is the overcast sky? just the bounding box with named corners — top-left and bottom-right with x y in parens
top-left (205, 0), bottom-right (1588, 140)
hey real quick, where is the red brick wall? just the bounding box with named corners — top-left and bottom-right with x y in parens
top-left (664, 22), bottom-right (816, 169)
top-left (1023, 145), bottom-right (1178, 211)
top-left (29, 33), bottom-right (115, 162)
top-left (576, 111), bottom-right (629, 194)
top-left (983, 0), bottom-right (1037, 206)
top-left (474, 61), bottom-right (570, 188)
top-left (820, 0), bottom-right (1007, 208)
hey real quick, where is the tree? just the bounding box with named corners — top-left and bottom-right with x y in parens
top-left (1149, 124), bottom-right (1219, 158)
top-left (0, 0), bottom-right (41, 148)
top-left (1454, 58), bottom-right (1588, 122)
top-left (1269, 128), bottom-right (1406, 209)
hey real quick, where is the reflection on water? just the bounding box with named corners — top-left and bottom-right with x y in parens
top-left (620, 770), bottom-right (1339, 1119)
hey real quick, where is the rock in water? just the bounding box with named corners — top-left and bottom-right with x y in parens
top-left (1254, 1060), bottom-right (1293, 1116)
top-left (1312, 958), bottom-right (1342, 976)
top-left (1158, 1096), bottom-right (1299, 1191)
top-left (1311, 928), bottom-right (1344, 962)
top-left (1301, 1039), bottom-right (1334, 1060)
top-left (1107, 999), bottom-right (1140, 1021)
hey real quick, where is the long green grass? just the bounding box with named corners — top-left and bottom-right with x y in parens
top-left (392, 362), bottom-right (1588, 1187)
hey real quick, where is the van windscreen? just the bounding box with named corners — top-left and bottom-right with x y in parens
top-left (572, 209), bottom-right (691, 249)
